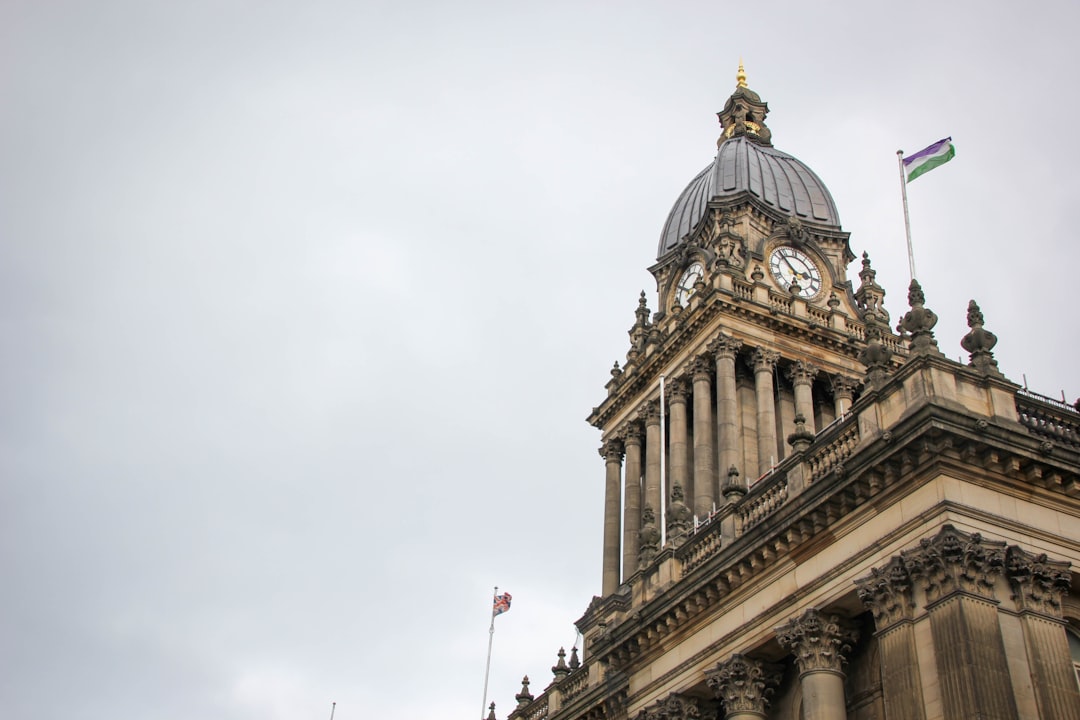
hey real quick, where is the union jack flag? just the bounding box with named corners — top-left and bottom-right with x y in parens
top-left (493, 592), bottom-right (512, 616)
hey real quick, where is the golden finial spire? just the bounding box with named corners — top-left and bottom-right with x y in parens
top-left (736, 59), bottom-right (747, 88)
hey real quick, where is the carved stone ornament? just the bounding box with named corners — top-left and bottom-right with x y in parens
top-left (858, 314), bottom-right (893, 388)
top-left (785, 215), bottom-right (809, 246)
top-left (787, 359), bottom-right (818, 386)
top-left (638, 505), bottom-right (661, 570)
top-left (829, 374), bottom-right (858, 400)
top-left (854, 556), bottom-right (915, 629)
top-left (752, 348), bottom-right (780, 373)
top-left (601, 438), bottom-right (625, 463)
top-left (960, 299), bottom-right (1002, 376)
top-left (635, 692), bottom-right (701, 720)
top-left (775, 608), bottom-right (858, 674)
top-left (706, 653), bottom-right (784, 715)
top-left (1006, 545), bottom-right (1072, 617)
top-left (900, 525), bottom-right (1006, 603)
top-left (708, 333), bottom-right (742, 361)
top-left (896, 279), bottom-right (941, 356)
top-left (666, 484), bottom-right (693, 545)
top-left (552, 646), bottom-right (570, 680)
top-left (515, 676), bottom-right (534, 707)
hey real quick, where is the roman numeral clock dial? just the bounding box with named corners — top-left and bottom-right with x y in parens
top-left (768, 246), bottom-right (822, 299)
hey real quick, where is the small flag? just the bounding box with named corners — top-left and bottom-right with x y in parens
top-left (493, 592), bottom-right (512, 616)
top-left (902, 137), bottom-right (955, 182)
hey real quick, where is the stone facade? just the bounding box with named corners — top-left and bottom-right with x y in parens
top-left (505, 71), bottom-right (1080, 720)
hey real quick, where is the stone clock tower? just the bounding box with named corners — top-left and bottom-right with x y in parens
top-left (504, 69), bottom-right (1080, 720)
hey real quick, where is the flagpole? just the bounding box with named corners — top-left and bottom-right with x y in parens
top-left (659, 374), bottom-right (667, 547)
top-left (480, 586), bottom-right (497, 720)
top-left (896, 149), bottom-right (917, 281)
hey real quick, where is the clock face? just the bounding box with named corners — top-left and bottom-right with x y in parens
top-left (768, 246), bottom-right (822, 298)
top-left (676, 262), bottom-right (704, 306)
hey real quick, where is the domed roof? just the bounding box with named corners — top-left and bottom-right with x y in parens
top-left (658, 137), bottom-right (841, 258)
top-left (656, 72), bottom-right (841, 259)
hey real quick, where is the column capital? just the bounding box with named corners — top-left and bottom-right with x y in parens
top-left (829, 374), bottom-right (859, 399)
top-left (600, 438), bottom-right (625, 463)
top-left (634, 692), bottom-right (700, 720)
top-left (752, 348), bottom-right (779, 373)
top-left (708, 333), bottom-right (743, 360)
top-left (775, 608), bottom-right (858, 674)
top-left (641, 400), bottom-right (661, 427)
top-left (667, 378), bottom-right (690, 406)
top-left (692, 354), bottom-right (713, 381)
top-left (786, 359), bottom-right (818, 386)
top-left (901, 524), bottom-right (1006, 603)
top-left (706, 653), bottom-right (783, 716)
top-left (855, 556), bottom-right (915, 629)
top-left (622, 421), bottom-right (644, 447)
top-left (1006, 545), bottom-right (1072, 618)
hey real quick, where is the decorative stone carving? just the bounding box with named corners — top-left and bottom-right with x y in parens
top-left (638, 505), bottom-right (661, 570)
top-left (635, 692), bottom-right (701, 720)
top-left (623, 421), bottom-right (644, 448)
top-left (486, 702), bottom-right (496, 720)
top-left (515, 676), bottom-right (534, 707)
top-left (706, 653), bottom-right (784, 716)
top-left (601, 438), bottom-right (625, 463)
top-left (785, 215), bottom-right (809, 246)
top-left (666, 484), bottom-right (693, 545)
top-left (568, 646), bottom-right (581, 670)
top-left (552, 646), bottom-right (570, 681)
top-left (752, 348), bottom-right (779, 373)
top-left (775, 608), bottom-right (859, 674)
top-left (708, 333), bottom-right (742, 360)
top-left (855, 556), bottom-right (915, 629)
top-left (896, 279), bottom-right (942, 356)
top-left (960, 299), bottom-right (1002, 376)
top-left (829, 375), bottom-right (858, 402)
top-left (716, 466), bottom-right (745, 507)
top-left (643, 400), bottom-right (661, 428)
top-left (693, 354), bottom-right (713, 381)
top-left (901, 525), bottom-right (1006, 603)
top-left (750, 264), bottom-right (764, 282)
top-left (787, 413), bottom-right (814, 452)
top-left (854, 252), bottom-right (889, 324)
top-left (668, 379), bottom-right (690, 406)
top-left (858, 313), bottom-right (893, 389)
top-left (1006, 546), bottom-right (1072, 617)
top-left (787, 359), bottom-right (818, 387)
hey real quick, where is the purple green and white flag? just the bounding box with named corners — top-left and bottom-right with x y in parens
top-left (902, 137), bottom-right (955, 182)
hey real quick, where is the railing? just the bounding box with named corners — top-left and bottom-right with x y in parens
top-left (737, 475), bottom-right (789, 533)
top-left (806, 306), bottom-right (830, 326)
top-left (732, 278), bottom-right (754, 302)
top-left (769, 291), bottom-right (793, 315)
top-left (1016, 392), bottom-right (1080, 449)
top-left (677, 515), bottom-right (724, 573)
top-left (806, 416), bottom-right (861, 483)
top-left (561, 668), bottom-right (589, 702)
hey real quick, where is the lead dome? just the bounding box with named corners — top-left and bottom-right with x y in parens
top-left (657, 70), bottom-right (841, 259)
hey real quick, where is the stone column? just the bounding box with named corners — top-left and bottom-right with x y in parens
top-left (830, 375), bottom-right (857, 417)
top-left (601, 438), bottom-right (624, 596)
top-left (855, 557), bottom-right (927, 720)
top-left (706, 653), bottom-right (783, 720)
top-left (643, 401), bottom-right (662, 535)
top-left (692, 355), bottom-right (716, 518)
top-left (902, 525), bottom-right (1019, 720)
top-left (776, 608), bottom-right (858, 720)
top-left (621, 423), bottom-right (644, 580)
top-left (788, 360), bottom-right (818, 435)
top-left (1005, 546), bottom-right (1080, 719)
top-left (668, 379), bottom-right (691, 514)
top-left (710, 334), bottom-right (743, 480)
top-left (752, 348), bottom-right (780, 477)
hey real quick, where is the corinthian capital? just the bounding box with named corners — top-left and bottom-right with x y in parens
top-left (634, 693), bottom-right (700, 720)
top-left (752, 348), bottom-right (780, 373)
top-left (692, 355), bottom-right (713, 381)
top-left (829, 374), bottom-right (859, 400)
top-left (901, 525), bottom-right (1006, 603)
top-left (708, 333), bottom-right (742, 361)
top-left (775, 608), bottom-right (858, 674)
top-left (855, 557), bottom-right (915, 629)
top-left (1006, 546), bottom-right (1072, 617)
top-left (706, 654), bottom-right (783, 716)
top-left (641, 400), bottom-right (661, 427)
top-left (786, 359), bottom-right (818, 386)
top-left (600, 438), bottom-right (625, 463)
top-left (667, 378), bottom-right (690, 406)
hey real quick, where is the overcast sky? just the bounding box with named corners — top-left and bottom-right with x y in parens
top-left (2, 1), bottom-right (1078, 718)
